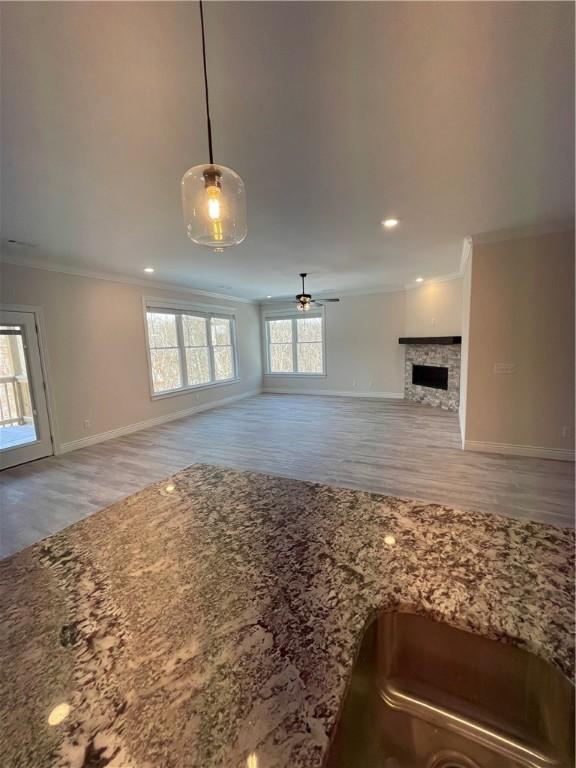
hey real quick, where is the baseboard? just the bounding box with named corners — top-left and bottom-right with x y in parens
top-left (464, 440), bottom-right (575, 462)
top-left (58, 389), bottom-right (261, 455)
top-left (458, 407), bottom-right (465, 449)
top-left (263, 388), bottom-right (404, 399)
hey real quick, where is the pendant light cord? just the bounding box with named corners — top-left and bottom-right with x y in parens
top-left (199, 0), bottom-right (214, 164)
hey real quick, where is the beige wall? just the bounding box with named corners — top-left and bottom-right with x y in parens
top-left (464, 230), bottom-right (575, 457)
top-left (262, 282), bottom-right (463, 397)
top-left (1, 263), bottom-right (262, 447)
top-left (404, 279), bottom-right (463, 337)
top-left (262, 291), bottom-right (407, 396)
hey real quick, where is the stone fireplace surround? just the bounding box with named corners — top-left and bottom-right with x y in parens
top-left (399, 337), bottom-right (461, 411)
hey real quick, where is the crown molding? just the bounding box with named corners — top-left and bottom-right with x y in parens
top-left (259, 272), bottom-right (467, 305)
top-left (0, 253), bottom-right (257, 304)
top-left (260, 284), bottom-right (406, 305)
top-left (403, 271), bottom-right (464, 291)
top-left (470, 222), bottom-right (574, 246)
top-left (459, 236), bottom-right (473, 274)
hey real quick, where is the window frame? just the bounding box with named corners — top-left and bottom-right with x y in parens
top-left (263, 309), bottom-right (326, 377)
top-left (143, 298), bottom-right (240, 399)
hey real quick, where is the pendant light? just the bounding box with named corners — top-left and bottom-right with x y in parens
top-left (181, 1), bottom-right (247, 251)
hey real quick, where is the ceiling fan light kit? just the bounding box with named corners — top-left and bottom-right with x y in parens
top-left (181, 1), bottom-right (247, 251)
top-left (295, 273), bottom-right (341, 310)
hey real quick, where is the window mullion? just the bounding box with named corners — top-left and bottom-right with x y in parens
top-left (176, 313), bottom-right (187, 388)
top-left (266, 321), bottom-right (271, 374)
top-left (292, 318), bottom-right (298, 373)
top-left (231, 319), bottom-right (238, 379)
top-left (207, 317), bottom-right (216, 383)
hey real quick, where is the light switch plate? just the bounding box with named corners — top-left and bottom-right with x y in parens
top-left (493, 362), bottom-right (516, 374)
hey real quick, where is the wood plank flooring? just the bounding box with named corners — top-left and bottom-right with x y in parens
top-left (1, 394), bottom-right (574, 558)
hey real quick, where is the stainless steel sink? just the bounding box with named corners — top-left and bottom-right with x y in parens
top-left (325, 612), bottom-right (574, 768)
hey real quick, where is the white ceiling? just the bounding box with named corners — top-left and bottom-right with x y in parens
top-left (1, 1), bottom-right (574, 300)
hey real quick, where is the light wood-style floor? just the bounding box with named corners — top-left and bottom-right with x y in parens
top-left (1, 394), bottom-right (574, 557)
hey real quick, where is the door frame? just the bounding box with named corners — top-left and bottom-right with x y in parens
top-left (1, 304), bottom-right (59, 458)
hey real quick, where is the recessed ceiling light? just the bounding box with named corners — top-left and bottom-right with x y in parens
top-left (266, 295), bottom-right (272, 299)
top-left (415, 276), bottom-right (424, 283)
top-left (382, 218), bottom-right (399, 229)
top-left (144, 267), bottom-right (155, 273)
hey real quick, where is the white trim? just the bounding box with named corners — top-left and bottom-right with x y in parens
top-left (459, 236), bottom-right (473, 275)
top-left (403, 272), bottom-right (464, 291)
top-left (2, 251), bottom-right (471, 305)
top-left (143, 295), bottom-right (237, 315)
top-left (150, 377), bottom-right (241, 400)
top-left (0, 303), bottom-right (60, 454)
top-left (263, 388), bottom-right (404, 399)
top-left (58, 389), bottom-right (260, 455)
top-left (464, 440), bottom-right (575, 462)
top-left (260, 271), bottom-right (465, 300)
top-left (1, 255), bottom-right (256, 304)
top-left (263, 309), bottom-right (326, 376)
top-left (261, 306), bottom-right (325, 319)
top-left (470, 223), bottom-right (574, 246)
top-left (264, 373), bottom-right (326, 378)
top-left (260, 286), bottom-right (403, 302)
top-left (143, 299), bottom-right (239, 398)
top-left (458, 407), bottom-right (465, 449)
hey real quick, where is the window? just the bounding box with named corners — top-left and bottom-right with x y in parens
top-left (265, 313), bottom-right (325, 375)
top-left (145, 305), bottom-right (237, 396)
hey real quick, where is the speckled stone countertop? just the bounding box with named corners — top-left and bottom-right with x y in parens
top-left (1, 464), bottom-right (574, 768)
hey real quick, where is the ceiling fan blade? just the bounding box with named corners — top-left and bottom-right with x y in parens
top-left (316, 297), bottom-right (340, 302)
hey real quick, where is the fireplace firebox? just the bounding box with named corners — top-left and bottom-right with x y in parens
top-left (412, 364), bottom-right (448, 390)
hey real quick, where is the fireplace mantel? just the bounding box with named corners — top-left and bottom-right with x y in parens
top-left (399, 336), bottom-right (462, 345)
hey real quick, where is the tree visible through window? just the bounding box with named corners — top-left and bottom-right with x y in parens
top-left (147, 313), bottom-right (182, 392)
top-left (182, 315), bottom-right (210, 386)
top-left (146, 308), bottom-right (237, 394)
top-left (266, 314), bottom-right (324, 374)
top-left (211, 317), bottom-right (234, 381)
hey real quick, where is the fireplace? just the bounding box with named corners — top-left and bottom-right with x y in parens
top-left (412, 364), bottom-right (448, 390)
top-left (399, 338), bottom-right (461, 411)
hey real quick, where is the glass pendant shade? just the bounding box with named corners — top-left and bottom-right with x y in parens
top-left (181, 163), bottom-right (247, 250)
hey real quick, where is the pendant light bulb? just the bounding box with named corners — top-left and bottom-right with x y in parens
top-left (181, 1), bottom-right (247, 250)
top-left (208, 189), bottom-right (221, 221)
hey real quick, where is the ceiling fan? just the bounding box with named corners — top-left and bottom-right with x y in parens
top-left (295, 273), bottom-right (340, 312)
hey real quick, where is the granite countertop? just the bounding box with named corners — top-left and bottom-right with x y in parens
top-left (1, 464), bottom-right (574, 768)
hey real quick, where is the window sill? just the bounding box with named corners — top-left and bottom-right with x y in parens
top-left (264, 373), bottom-right (326, 378)
top-left (151, 378), bottom-right (241, 400)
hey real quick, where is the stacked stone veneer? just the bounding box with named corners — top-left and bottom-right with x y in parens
top-left (404, 344), bottom-right (461, 411)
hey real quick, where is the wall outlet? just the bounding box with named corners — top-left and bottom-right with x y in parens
top-left (562, 425), bottom-right (573, 439)
top-left (352, 379), bottom-right (357, 389)
top-left (83, 419), bottom-right (91, 431)
top-left (193, 393), bottom-right (200, 403)
top-left (493, 362), bottom-right (516, 375)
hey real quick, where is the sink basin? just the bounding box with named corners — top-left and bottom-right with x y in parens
top-left (325, 612), bottom-right (574, 768)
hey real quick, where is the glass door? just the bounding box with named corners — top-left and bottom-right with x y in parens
top-left (0, 311), bottom-right (53, 469)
